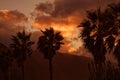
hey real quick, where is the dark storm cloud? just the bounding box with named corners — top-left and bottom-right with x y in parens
top-left (33, 0), bottom-right (110, 26)
top-left (53, 0), bottom-right (112, 17)
top-left (34, 0), bottom-right (106, 18)
top-left (35, 2), bottom-right (54, 14)
top-left (51, 0), bottom-right (97, 17)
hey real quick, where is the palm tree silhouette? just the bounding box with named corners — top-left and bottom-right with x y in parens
top-left (80, 8), bottom-right (107, 66)
top-left (0, 43), bottom-right (13, 80)
top-left (10, 30), bottom-right (34, 80)
top-left (37, 27), bottom-right (64, 80)
top-left (108, 2), bottom-right (120, 66)
top-left (80, 2), bottom-right (120, 66)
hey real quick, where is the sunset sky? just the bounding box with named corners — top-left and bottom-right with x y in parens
top-left (0, 0), bottom-right (118, 54)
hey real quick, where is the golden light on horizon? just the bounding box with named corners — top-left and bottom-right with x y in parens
top-left (68, 47), bottom-right (76, 53)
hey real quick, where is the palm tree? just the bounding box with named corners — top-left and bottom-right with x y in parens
top-left (80, 8), bottom-right (107, 66)
top-left (10, 30), bottom-right (34, 80)
top-left (79, 2), bottom-right (120, 80)
top-left (0, 43), bottom-right (13, 80)
top-left (108, 2), bottom-right (120, 66)
top-left (79, 2), bottom-right (120, 66)
top-left (37, 27), bottom-right (64, 80)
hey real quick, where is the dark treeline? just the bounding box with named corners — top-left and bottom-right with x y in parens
top-left (0, 28), bottom-right (64, 80)
top-left (0, 2), bottom-right (120, 80)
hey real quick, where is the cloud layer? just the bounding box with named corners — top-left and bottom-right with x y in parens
top-left (0, 0), bottom-right (113, 53)
top-left (0, 10), bottom-right (28, 44)
top-left (32, 0), bottom-right (104, 53)
top-left (33, 0), bottom-right (110, 26)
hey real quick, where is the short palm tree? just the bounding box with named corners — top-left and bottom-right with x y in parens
top-left (10, 30), bottom-right (34, 80)
top-left (37, 28), bottom-right (64, 80)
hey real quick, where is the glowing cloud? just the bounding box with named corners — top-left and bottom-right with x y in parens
top-left (32, 0), bottom-right (90, 53)
top-left (31, 0), bottom-right (113, 53)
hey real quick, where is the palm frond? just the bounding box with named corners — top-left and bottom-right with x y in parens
top-left (37, 27), bottom-right (64, 59)
top-left (10, 29), bottom-right (34, 67)
top-left (105, 35), bottom-right (115, 52)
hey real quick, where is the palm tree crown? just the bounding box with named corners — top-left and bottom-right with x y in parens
top-left (10, 30), bottom-right (34, 67)
top-left (80, 2), bottom-right (120, 66)
top-left (37, 27), bottom-right (64, 59)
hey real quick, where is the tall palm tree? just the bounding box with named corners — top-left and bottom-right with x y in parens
top-left (10, 30), bottom-right (34, 80)
top-left (80, 1), bottom-right (120, 64)
top-left (37, 28), bottom-right (64, 80)
top-left (0, 43), bottom-right (13, 80)
top-left (79, 2), bottom-right (120, 80)
top-left (79, 2), bottom-right (120, 66)
top-left (80, 8), bottom-right (106, 66)
top-left (108, 2), bottom-right (120, 66)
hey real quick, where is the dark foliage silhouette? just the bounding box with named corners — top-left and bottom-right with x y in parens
top-left (79, 8), bottom-right (107, 66)
top-left (37, 27), bottom-right (64, 80)
top-left (88, 61), bottom-right (120, 80)
top-left (10, 30), bottom-right (34, 80)
top-left (79, 2), bottom-right (120, 80)
top-left (108, 2), bottom-right (120, 66)
top-left (79, 2), bottom-right (120, 66)
top-left (0, 43), bottom-right (12, 80)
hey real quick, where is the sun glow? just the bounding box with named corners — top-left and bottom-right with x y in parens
top-left (32, 22), bottom-right (81, 53)
top-left (33, 22), bottom-right (78, 38)
top-left (68, 47), bottom-right (76, 53)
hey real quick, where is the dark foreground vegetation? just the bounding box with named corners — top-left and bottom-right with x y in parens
top-left (79, 2), bottom-right (120, 80)
top-left (0, 2), bottom-right (120, 80)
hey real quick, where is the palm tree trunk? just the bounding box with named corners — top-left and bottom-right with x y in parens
top-left (49, 59), bottom-right (53, 80)
top-left (21, 65), bottom-right (24, 80)
top-left (3, 70), bottom-right (8, 80)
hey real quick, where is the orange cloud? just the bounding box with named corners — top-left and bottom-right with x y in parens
top-left (32, 0), bottom-right (88, 53)
top-left (0, 10), bottom-right (27, 23)
top-left (31, 0), bottom-right (113, 53)
top-left (0, 9), bottom-right (28, 44)
top-left (32, 21), bottom-right (82, 53)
